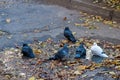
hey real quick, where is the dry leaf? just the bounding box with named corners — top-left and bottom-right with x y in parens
top-left (109, 71), bottom-right (116, 75)
top-left (37, 79), bottom-right (44, 80)
top-left (63, 17), bottom-right (67, 21)
top-left (34, 49), bottom-right (42, 54)
top-left (74, 23), bottom-right (81, 26)
top-left (72, 32), bottom-right (76, 35)
top-left (61, 39), bottom-right (68, 44)
top-left (77, 65), bottom-right (87, 71)
top-left (74, 71), bottom-right (82, 75)
top-left (29, 76), bottom-right (36, 80)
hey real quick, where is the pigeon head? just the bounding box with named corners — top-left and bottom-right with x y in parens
top-left (64, 44), bottom-right (68, 48)
top-left (79, 43), bottom-right (85, 48)
top-left (23, 43), bottom-right (28, 47)
top-left (65, 27), bottom-right (70, 30)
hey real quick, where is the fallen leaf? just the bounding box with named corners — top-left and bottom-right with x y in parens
top-left (72, 32), bottom-right (76, 35)
top-left (74, 23), bottom-right (81, 26)
top-left (34, 49), bottom-right (42, 54)
top-left (37, 79), bottom-right (44, 80)
top-left (77, 65), bottom-right (87, 71)
top-left (115, 66), bottom-right (120, 70)
top-left (29, 76), bottom-right (36, 80)
top-left (109, 71), bottom-right (116, 75)
top-left (74, 71), bottom-right (82, 75)
top-left (61, 39), bottom-right (68, 44)
top-left (63, 17), bottom-right (67, 21)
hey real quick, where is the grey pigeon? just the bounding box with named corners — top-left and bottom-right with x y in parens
top-left (49, 44), bottom-right (69, 61)
top-left (64, 27), bottom-right (76, 43)
top-left (22, 43), bottom-right (35, 58)
top-left (75, 43), bottom-right (86, 59)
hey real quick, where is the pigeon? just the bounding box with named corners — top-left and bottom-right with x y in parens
top-left (75, 43), bottom-right (86, 59)
top-left (64, 27), bottom-right (76, 43)
top-left (85, 49), bottom-right (93, 61)
top-left (91, 42), bottom-right (108, 58)
top-left (21, 43), bottom-right (35, 58)
top-left (49, 44), bottom-right (69, 61)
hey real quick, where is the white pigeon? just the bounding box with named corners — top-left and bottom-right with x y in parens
top-left (91, 42), bottom-right (108, 58)
top-left (86, 49), bottom-right (93, 61)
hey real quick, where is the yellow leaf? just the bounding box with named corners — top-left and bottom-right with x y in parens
top-left (75, 42), bottom-right (80, 46)
top-left (102, 7), bottom-right (106, 9)
top-left (78, 38), bottom-right (84, 42)
top-left (74, 71), bottom-right (82, 75)
top-left (34, 49), bottom-right (42, 54)
top-left (86, 42), bottom-right (92, 48)
top-left (61, 39), bottom-right (68, 44)
top-left (37, 79), bottom-right (44, 80)
top-left (90, 67), bottom-right (95, 70)
top-left (109, 71), bottom-right (116, 75)
top-left (72, 32), bottom-right (76, 35)
top-left (77, 65), bottom-right (87, 71)
top-left (29, 76), bottom-right (36, 80)
top-left (74, 23), bottom-right (81, 26)
top-left (115, 66), bottom-right (120, 70)
top-left (81, 23), bottom-right (89, 27)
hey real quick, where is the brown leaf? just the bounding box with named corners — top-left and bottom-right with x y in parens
top-left (74, 71), bottom-right (82, 75)
top-left (63, 17), bottom-right (67, 21)
top-left (77, 65), bottom-right (87, 71)
top-left (74, 23), bottom-right (81, 26)
top-left (33, 49), bottom-right (42, 54)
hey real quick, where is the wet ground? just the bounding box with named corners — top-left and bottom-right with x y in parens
top-left (0, 0), bottom-right (120, 80)
top-left (0, 0), bottom-right (120, 50)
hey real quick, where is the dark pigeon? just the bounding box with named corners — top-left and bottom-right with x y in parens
top-left (49, 44), bottom-right (69, 61)
top-left (64, 27), bottom-right (76, 43)
top-left (75, 43), bottom-right (86, 59)
top-left (21, 43), bottom-right (35, 58)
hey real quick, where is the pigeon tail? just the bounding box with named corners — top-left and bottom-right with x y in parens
top-left (70, 37), bottom-right (76, 43)
top-left (49, 56), bottom-right (57, 60)
top-left (29, 53), bottom-right (35, 58)
top-left (75, 53), bottom-right (81, 58)
top-left (99, 52), bottom-right (108, 58)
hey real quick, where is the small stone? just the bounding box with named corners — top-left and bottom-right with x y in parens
top-left (6, 18), bottom-right (11, 23)
top-left (64, 66), bottom-right (68, 68)
top-left (19, 73), bottom-right (26, 77)
top-left (68, 21), bottom-right (71, 23)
